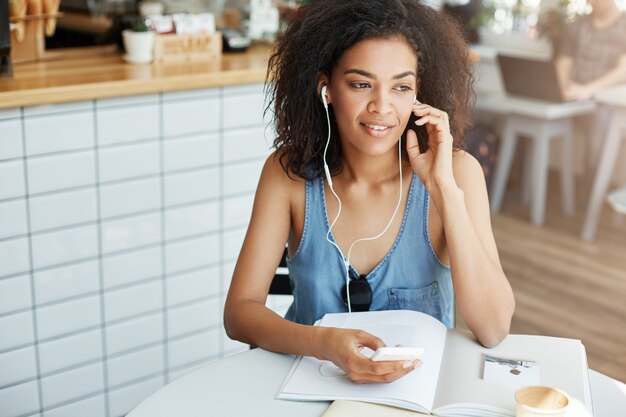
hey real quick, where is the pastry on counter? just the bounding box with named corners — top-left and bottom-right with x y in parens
top-left (26, 0), bottom-right (42, 15)
top-left (9, 0), bottom-right (27, 41)
top-left (42, 0), bottom-right (60, 36)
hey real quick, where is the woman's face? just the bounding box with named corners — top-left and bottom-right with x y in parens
top-left (328, 36), bottom-right (418, 159)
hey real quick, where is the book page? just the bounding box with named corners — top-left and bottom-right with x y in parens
top-left (482, 354), bottom-right (540, 391)
top-left (321, 400), bottom-right (426, 417)
top-left (432, 331), bottom-right (590, 416)
top-left (278, 310), bottom-right (448, 413)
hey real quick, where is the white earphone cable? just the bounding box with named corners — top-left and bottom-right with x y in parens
top-left (322, 94), bottom-right (404, 316)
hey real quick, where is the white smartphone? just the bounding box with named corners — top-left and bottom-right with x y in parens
top-left (369, 346), bottom-right (424, 362)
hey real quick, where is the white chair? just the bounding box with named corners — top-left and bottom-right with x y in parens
top-left (476, 94), bottom-right (596, 226)
top-left (581, 86), bottom-right (626, 241)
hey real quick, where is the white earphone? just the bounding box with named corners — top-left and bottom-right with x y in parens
top-left (320, 83), bottom-right (404, 314)
top-left (321, 85), bottom-right (333, 187)
top-left (321, 85), bottom-right (329, 108)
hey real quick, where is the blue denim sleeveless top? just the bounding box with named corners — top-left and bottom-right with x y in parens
top-left (284, 173), bottom-right (454, 328)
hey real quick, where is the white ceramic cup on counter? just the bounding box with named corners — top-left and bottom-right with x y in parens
top-left (515, 386), bottom-right (570, 417)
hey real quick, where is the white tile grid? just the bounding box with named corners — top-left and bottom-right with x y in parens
top-left (222, 126), bottom-right (272, 163)
top-left (42, 394), bottom-right (106, 417)
top-left (222, 193), bottom-right (255, 230)
top-left (0, 199), bottom-right (28, 239)
top-left (40, 362), bottom-right (104, 409)
top-left (24, 112), bottom-right (94, 156)
top-left (99, 177), bottom-right (161, 219)
top-left (30, 225), bottom-right (98, 270)
top-left (0, 108), bottom-right (20, 120)
top-left (162, 97), bottom-right (220, 137)
top-left (28, 188), bottom-right (97, 233)
top-left (0, 380), bottom-right (40, 417)
top-left (167, 298), bottom-right (220, 338)
top-left (100, 213), bottom-right (161, 255)
top-left (34, 261), bottom-right (100, 305)
top-left (222, 92), bottom-right (266, 130)
top-left (97, 141), bottom-right (160, 183)
top-left (162, 87), bottom-right (218, 102)
top-left (27, 150), bottom-right (96, 195)
top-left (220, 261), bottom-right (236, 298)
top-left (23, 101), bottom-right (92, 117)
top-left (101, 246), bottom-right (162, 290)
top-left (0, 274), bottom-right (31, 315)
top-left (104, 280), bottom-right (163, 323)
top-left (0, 346), bottom-right (38, 387)
top-left (164, 234), bottom-right (220, 274)
top-left (163, 167), bottom-right (219, 207)
top-left (96, 104), bottom-right (159, 146)
top-left (163, 133), bottom-right (219, 173)
top-left (35, 295), bottom-right (101, 340)
top-left (222, 227), bottom-right (248, 263)
top-left (222, 158), bottom-right (265, 196)
top-left (107, 375), bottom-right (163, 417)
top-left (96, 94), bottom-right (159, 109)
top-left (0, 84), bottom-right (273, 417)
top-left (167, 328), bottom-right (220, 369)
top-left (105, 313), bottom-right (163, 356)
top-left (222, 83), bottom-right (265, 97)
top-left (166, 265), bottom-right (221, 307)
top-left (0, 160), bottom-right (26, 200)
top-left (106, 345), bottom-right (163, 387)
top-left (164, 201), bottom-right (219, 241)
top-left (0, 310), bottom-right (34, 351)
top-left (34, 260), bottom-right (100, 305)
top-left (37, 328), bottom-right (102, 375)
top-left (0, 119), bottom-right (23, 160)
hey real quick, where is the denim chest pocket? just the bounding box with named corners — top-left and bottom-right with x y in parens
top-left (387, 281), bottom-right (442, 319)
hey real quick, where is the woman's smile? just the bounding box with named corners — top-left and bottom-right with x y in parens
top-left (360, 121), bottom-right (398, 138)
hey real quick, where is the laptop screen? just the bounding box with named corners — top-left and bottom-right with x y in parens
top-left (497, 55), bottom-right (565, 103)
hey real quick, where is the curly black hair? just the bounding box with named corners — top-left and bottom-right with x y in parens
top-left (266, 0), bottom-right (475, 180)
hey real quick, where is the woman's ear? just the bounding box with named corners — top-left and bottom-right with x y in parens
top-left (317, 77), bottom-right (331, 106)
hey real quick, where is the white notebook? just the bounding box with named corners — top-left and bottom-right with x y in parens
top-left (277, 310), bottom-right (593, 417)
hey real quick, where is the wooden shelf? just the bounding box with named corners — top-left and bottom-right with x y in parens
top-left (0, 43), bottom-right (272, 109)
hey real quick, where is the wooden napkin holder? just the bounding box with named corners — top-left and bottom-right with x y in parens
top-left (153, 32), bottom-right (222, 64)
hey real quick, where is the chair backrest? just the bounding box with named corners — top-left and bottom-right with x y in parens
top-left (268, 247), bottom-right (292, 295)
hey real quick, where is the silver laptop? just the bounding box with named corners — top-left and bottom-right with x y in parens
top-left (497, 55), bottom-right (567, 103)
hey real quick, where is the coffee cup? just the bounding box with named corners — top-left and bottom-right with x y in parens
top-left (515, 386), bottom-right (570, 417)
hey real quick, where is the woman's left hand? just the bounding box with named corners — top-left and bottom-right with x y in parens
top-left (406, 101), bottom-right (456, 193)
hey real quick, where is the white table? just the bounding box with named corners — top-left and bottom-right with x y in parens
top-left (581, 85), bottom-right (626, 241)
top-left (127, 347), bottom-right (625, 417)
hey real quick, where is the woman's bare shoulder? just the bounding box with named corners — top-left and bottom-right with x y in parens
top-left (452, 149), bottom-right (486, 191)
top-left (258, 151), bottom-right (306, 198)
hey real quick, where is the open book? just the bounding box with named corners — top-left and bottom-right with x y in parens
top-left (277, 310), bottom-right (593, 417)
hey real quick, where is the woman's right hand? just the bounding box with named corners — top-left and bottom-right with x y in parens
top-left (316, 327), bottom-right (422, 384)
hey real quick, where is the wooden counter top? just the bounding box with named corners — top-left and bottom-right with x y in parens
top-left (0, 44), bottom-right (272, 109)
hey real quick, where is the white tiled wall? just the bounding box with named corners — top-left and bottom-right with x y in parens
top-left (0, 83), bottom-right (275, 417)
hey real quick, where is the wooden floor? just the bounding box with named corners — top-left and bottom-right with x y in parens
top-left (458, 173), bottom-right (626, 382)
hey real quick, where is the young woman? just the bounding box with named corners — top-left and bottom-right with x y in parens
top-left (224, 0), bottom-right (515, 384)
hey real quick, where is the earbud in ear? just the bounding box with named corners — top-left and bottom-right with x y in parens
top-left (321, 85), bottom-right (328, 108)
